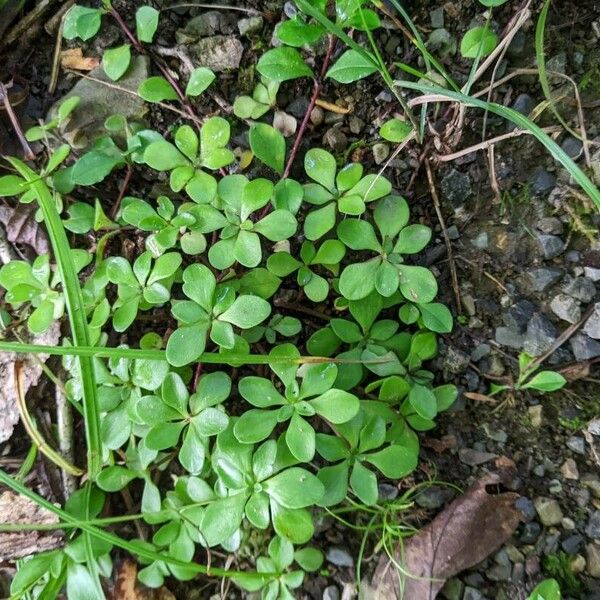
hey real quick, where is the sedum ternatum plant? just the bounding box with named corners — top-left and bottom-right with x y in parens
top-left (0, 1), bottom-right (482, 598)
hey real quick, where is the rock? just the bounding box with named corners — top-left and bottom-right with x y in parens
top-left (430, 7), bottom-right (444, 28)
top-left (185, 11), bottom-right (223, 37)
top-left (588, 418), bottom-right (600, 437)
top-left (471, 232), bottom-right (489, 249)
top-left (440, 578), bottom-right (464, 600)
top-left (583, 303), bottom-right (600, 339)
top-left (426, 28), bottom-right (457, 58)
top-left (378, 483), bottom-right (398, 501)
top-left (486, 562), bottom-right (511, 581)
top-left (562, 517), bottom-right (575, 530)
top-left (586, 543), bottom-right (600, 578)
top-left (550, 293), bottom-right (581, 323)
top-left (310, 107), bottom-right (324, 126)
top-left (571, 554), bottom-right (586, 574)
top-left (566, 435), bottom-right (585, 455)
top-left (586, 511), bottom-right (600, 539)
top-left (495, 326), bottom-right (524, 349)
top-left (561, 136), bottom-right (583, 159)
top-left (528, 405), bottom-right (543, 427)
top-left (507, 30), bottom-right (527, 58)
top-left (283, 1), bottom-right (297, 18)
top-left (484, 355), bottom-right (505, 377)
top-left (414, 486), bottom-right (454, 509)
top-left (483, 424), bottom-right (507, 443)
top-left (503, 299), bottom-right (536, 332)
top-left (530, 168), bottom-right (556, 194)
top-left (323, 126), bottom-right (348, 153)
top-left (582, 474), bottom-right (600, 499)
top-left (547, 52), bottom-right (567, 74)
top-left (286, 97), bottom-right (310, 118)
top-left (562, 275), bottom-right (596, 303)
top-left (49, 56), bottom-right (149, 148)
top-left (372, 143), bottom-right (389, 165)
top-left (537, 217), bottom-right (564, 235)
top-left (443, 347), bottom-right (470, 374)
top-left (462, 586), bottom-right (484, 600)
top-left (515, 497), bottom-right (537, 521)
top-left (471, 344), bottom-right (491, 361)
top-left (570, 333), bottom-right (600, 360)
top-left (326, 547), bottom-right (354, 568)
top-left (534, 497), bottom-right (563, 526)
top-left (523, 313), bottom-right (557, 356)
top-left (237, 16), bottom-right (263, 36)
top-left (191, 36), bottom-right (243, 71)
top-left (440, 169), bottom-right (472, 208)
top-left (560, 458), bottom-right (579, 480)
top-left (505, 545), bottom-right (525, 563)
top-left (565, 250), bottom-right (581, 263)
top-left (520, 522), bottom-right (541, 543)
top-left (323, 586), bottom-right (340, 600)
top-left (348, 116), bottom-right (364, 134)
top-left (525, 267), bottom-right (563, 292)
top-left (562, 534), bottom-right (584, 555)
top-left (273, 111), bottom-right (297, 137)
top-left (458, 448), bottom-right (497, 466)
top-left (584, 266), bottom-right (600, 282)
top-left (536, 234), bottom-right (564, 259)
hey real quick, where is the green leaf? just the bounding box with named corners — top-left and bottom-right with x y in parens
top-left (257, 47), bottom-right (313, 82)
top-left (186, 67), bottom-right (216, 97)
top-left (394, 224), bottom-right (432, 254)
top-left (339, 259), bottom-right (380, 300)
top-left (277, 17), bottom-right (324, 47)
top-left (397, 265), bottom-right (438, 304)
top-left (265, 468), bottom-right (324, 508)
top-left (350, 461), bottom-right (378, 505)
top-left (201, 116), bottom-right (230, 152)
top-left (310, 389), bottom-right (359, 424)
top-left (460, 25), bottom-right (498, 58)
top-left (97, 466), bottom-right (137, 491)
top-left (249, 123), bottom-right (286, 174)
top-left (63, 5), bottom-right (102, 41)
top-left (304, 148), bottom-right (336, 191)
top-left (180, 427), bottom-right (206, 474)
top-left (71, 151), bottom-right (122, 186)
top-left (138, 77), bottom-right (178, 102)
top-left (201, 493), bottom-right (246, 546)
top-left (0, 175), bottom-right (26, 196)
top-left (434, 384), bottom-right (458, 412)
top-left (182, 264), bottom-right (215, 311)
top-left (304, 203), bottom-right (336, 240)
top-left (63, 202), bottom-right (94, 233)
top-left (166, 324), bottom-right (208, 367)
top-left (136, 6), bottom-right (160, 43)
top-left (326, 49), bottom-right (378, 83)
top-left (234, 408), bottom-right (278, 443)
top-left (144, 140), bottom-right (189, 170)
top-left (66, 563), bottom-right (103, 600)
top-left (286, 413), bottom-right (315, 462)
top-left (254, 210), bottom-right (297, 241)
top-left (238, 376), bottom-right (286, 408)
top-left (364, 444), bottom-right (418, 478)
top-left (522, 371), bottom-right (566, 392)
top-left (337, 219), bottom-right (380, 251)
top-left (380, 118), bottom-right (413, 143)
top-left (219, 295), bottom-right (271, 329)
top-left (527, 578), bottom-right (561, 600)
top-left (294, 548), bottom-right (323, 572)
top-left (409, 384), bottom-right (437, 420)
top-left (419, 302), bottom-right (453, 333)
top-left (317, 462), bottom-right (349, 506)
top-left (479, 0), bottom-right (509, 6)
top-left (102, 44), bottom-right (131, 81)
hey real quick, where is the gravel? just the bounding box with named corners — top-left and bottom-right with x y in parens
top-left (583, 302), bottom-right (600, 339)
top-left (550, 293), bottom-right (581, 323)
top-left (570, 333), bottom-right (600, 360)
top-left (533, 497), bottom-right (564, 526)
top-left (562, 275), bottom-right (597, 302)
top-left (523, 313), bottom-right (557, 356)
top-left (566, 435), bottom-right (586, 455)
top-left (586, 511), bottom-right (600, 540)
top-left (440, 169), bottom-right (472, 208)
top-left (326, 547), bottom-right (354, 568)
top-left (536, 234), bottom-right (565, 259)
top-left (525, 267), bottom-right (564, 292)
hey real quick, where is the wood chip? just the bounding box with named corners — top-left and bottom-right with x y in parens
top-left (60, 48), bottom-right (100, 71)
top-left (112, 560), bottom-right (176, 600)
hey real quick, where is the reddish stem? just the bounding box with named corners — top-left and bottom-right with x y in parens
top-left (109, 7), bottom-right (199, 124)
top-left (281, 35), bottom-right (336, 180)
top-left (110, 163), bottom-right (133, 219)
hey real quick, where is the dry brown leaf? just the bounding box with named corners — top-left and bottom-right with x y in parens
top-left (0, 322), bottom-right (60, 443)
top-left (0, 491), bottom-right (63, 559)
top-left (422, 435), bottom-right (457, 454)
top-left (361, 474), bottom-right (521, 600)
top-left (60, 48), bottom-right (100, 71)
top-left (112, 560), bottom-right (175, 600)
top-left (463, 391), bottom-right (498, 404)
top-left (0, 204), bottom-right (49, 256)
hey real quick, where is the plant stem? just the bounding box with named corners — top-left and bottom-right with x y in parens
top-left (0, 82), bottom-right (35, 160)
top-left (281, 34), bottom-right (337, 180)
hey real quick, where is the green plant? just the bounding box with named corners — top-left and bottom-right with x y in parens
top-left (528, 578), bottom-right (561, 600)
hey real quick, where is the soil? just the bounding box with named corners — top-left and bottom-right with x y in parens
top-left (0, 0), bottom-right (599, 599)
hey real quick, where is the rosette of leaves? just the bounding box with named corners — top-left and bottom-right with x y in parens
top-left (267, 239), bottom-right (346, 302)
top-left (120, 196), bottom-right (200, 257)
top-left (242, 313), bottom-right (302, 345)
top-left (337, 195), bottom-right (438, 302)
top-left (197, 427), bottom-right (325, 547)
top-left (105, 251), bottom-right (182, 331)
top-left (166, 264), bottom-right (271, 367)
top-left (233, 344), bottom-right (360, 462)
top-left (235, 536), bottom-right (323, 600)
top-left (207, 175), bottom-right (298, 269)
top-left (143, 120), bottom-right (235, 203)
top-left (302, 148), bottom-right (392, 239)
top-left (96, 354), bottom-right (170, 451)
top-left (135, 371), bottom-right (231, 474)
top-left (233, 78), bottom-right (280, 119)
top-left (0, 250), bottom-right (91, 334)
top-left (367, 375), bottom-right (458, 432)
top-left (316, 411), bottom-right (419, 506)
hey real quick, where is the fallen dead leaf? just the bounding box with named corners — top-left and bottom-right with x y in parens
top-left (0, 204), bottom-right (49, 256)
top-left (315, 98), bottom-right (351, 114)
top-left (463, 391), bottom-right (498, 404)
top-left (112, 560), bottom-right (176, 600)
top-left (60, 48), bottom-right (100, 71)
top-left (0, 322), bottom-right (61, 443)
top-left (0, 491), bottom-right (63, 559)
top-left (360, 474), bottom-right (521, 600)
